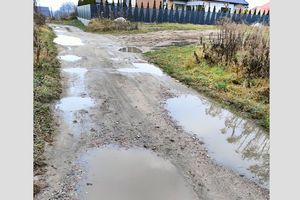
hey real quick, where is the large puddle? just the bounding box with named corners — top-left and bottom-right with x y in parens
top-left (165, 95), bottom-right (269, 188)
top-left (78, 147), bottom-right (196, 200)
top-left (117, 63), bottom-right (164, 76)
top-left (54, 35), bottom-right (84, 46)
top-left (59, 54), bottom-right (82, 62)
top-left (63, 68), bottom-right (88, 96)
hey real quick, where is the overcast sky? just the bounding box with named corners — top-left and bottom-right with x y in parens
top-left (37, 0), bottom-right (270, 11)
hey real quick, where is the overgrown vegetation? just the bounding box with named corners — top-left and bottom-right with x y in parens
top-left (86, 18), bottom-right (139, 32)
top-left (202, 19), bottom-right (269, 83)
top-left (34, 13), bottom-right (61, 193)
top-left (145, 22), bottom-right (269, 131)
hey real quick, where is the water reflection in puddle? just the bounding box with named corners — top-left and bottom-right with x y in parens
top-left (63, 68), bottom-right (87, 96)
top-left (165, 95), bottom-right (269, 188)
top-left (119, 47), bottom-right (142, 53)
top-left (56, 97), bottom-right (94, 111)
top-left (59, 55), bottom-right (82, 62)
top-left (78, 147), bottom-right (196, 200)
top-left (117, 63), bottom-right (164, 76)
top-left (54, 35), bottom-right (83, 46)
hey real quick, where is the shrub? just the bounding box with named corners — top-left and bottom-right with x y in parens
top-left (201, 20), bottom-right (269, 81)
top-left (86, 18), bottom-right (138, 32)
top-left (34, 12), bottom-right (46, 25)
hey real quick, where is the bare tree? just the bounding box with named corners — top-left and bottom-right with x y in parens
top-left (59, 2), bottom-right (77, 17)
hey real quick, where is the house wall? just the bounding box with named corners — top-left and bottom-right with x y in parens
top-left (172, 0), bottom-right (246, 13)
top-left (136, 0), bottom-right (160, 9)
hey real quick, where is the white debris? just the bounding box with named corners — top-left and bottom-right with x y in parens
top-left (114, 17), bottom-right (126, 23)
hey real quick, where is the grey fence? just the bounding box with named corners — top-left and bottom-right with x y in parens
top-left (77, 2), bottom-right (270, 25)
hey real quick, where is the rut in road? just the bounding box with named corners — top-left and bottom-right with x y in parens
top-left (34, 24), bottom-right (269, 200)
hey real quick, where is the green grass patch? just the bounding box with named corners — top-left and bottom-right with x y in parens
top-left (144, 45), bottom-right (269, 131)
top-left (139, 22), bottom-right (217, 32)
top-left (50, 19), bottom-right (86, 30)
top-left (34, 25), bottom-right (62, 173)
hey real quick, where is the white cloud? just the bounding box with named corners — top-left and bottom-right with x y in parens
top-left (37, 0), bottom-right (78, 11)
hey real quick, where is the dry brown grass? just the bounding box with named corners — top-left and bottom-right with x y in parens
top-left (86, 18), bottom-right (138, 32)
top-left (201, 20), bottom-right (269, 81)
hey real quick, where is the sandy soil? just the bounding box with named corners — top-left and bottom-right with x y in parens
top-left (34, 25), bottom-right (269, 200)
top-left (115, 29), bottom-right (216, 52)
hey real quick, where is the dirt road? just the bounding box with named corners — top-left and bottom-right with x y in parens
top-left (35, 25), bottom-right (268, 200)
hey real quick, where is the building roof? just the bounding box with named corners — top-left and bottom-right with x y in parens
top-left (36, 6), bottom-right (51, 17)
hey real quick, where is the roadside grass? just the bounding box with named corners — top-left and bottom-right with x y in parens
top-left (144, 45), bottom-right (269, 132)
top-left (34, 25), bottom-right (61, 176)
top-left (140, 23), bottom-right (217, 31)
top-left (51, 18), bottom-right (216, 34)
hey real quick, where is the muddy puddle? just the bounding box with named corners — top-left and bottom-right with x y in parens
top-left (119, 47), bottom-right (142, 53)
top-left (54, 35), bottom-right (84, 46)
top-left (63, 68), bottom-right (88, 96)
top-left (56, 97), bottom-right (94, 111)
top-left (77, 146), bottom-right (197, 200)
top-left (165, 95), bottom-right (269, 188)
top-left (117, 63), bottom-right (164, 76)
top-left (55, 67), bottom-right (94, 137)
top-left (59, 55), bottom-right (82, 62)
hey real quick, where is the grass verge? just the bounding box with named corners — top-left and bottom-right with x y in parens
top-left (34, 25), bottom-right (61, 188)
top-left (51, 18), bottom-right (216, 34)
top-left (50, 18), bottom-right (86, 30)
top-left (144, 45), bottom-right (269, 132)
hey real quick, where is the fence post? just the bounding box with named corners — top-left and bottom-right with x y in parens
top-left (199, 7), bottom-right (205, 24)
top-left (116, 0), bottom-right (120, 17)
top-left (246, 10), bottom-right (252, 24)
top-left (185, 7), bottom-right (190, 23)
top-left (231, 9), bottom-right (236, 22)
top-left (122, 0), bottom-right (127, 18)
top-left (205, 6), bottom-right (211, 25)
top-left (179, 6), bottom-right (185, 23)
top-left (133, 2), bottom-right (139, 21)
top-left (190, 7), bottom-right (195, 24)
top-left (210, 6), bottom-right (216, 24)
top-left (241, 9), bottom-right (247, 22)
top-left (169, 4), bottom-right (174, 23)
top-left (265, 10), bottom-right (270, 25)
top-left (104, 0), bottom-right (110, 18)
top-left (127, 0), bottom-right (132, 20)
top-left (111, 0), bottom-right (116, 19)
top-left (151, 0), bottom-right (157, 22)
top-left (256, 10), bottom-right (261, 23)
top-left (251, 9), bottom-right (257, 23)
top-left (216, 10), bottom-right (221, 24)
top-left (139, 2), bottom-right (144, 22)
top-left (174, 6), bottom-right (179, 23)
top-left (157, 1), bottom-right (163, 23)
top-left (163, 4), bottom-right (168, 22)
top-left (259, 10), bottom-right (265, 24)
top-left (145, 2), bottom-right (150, 22)
top-left (236, 8), bottom-right (242, 23)
top-left (194, 7), bottom-right (200, 24)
